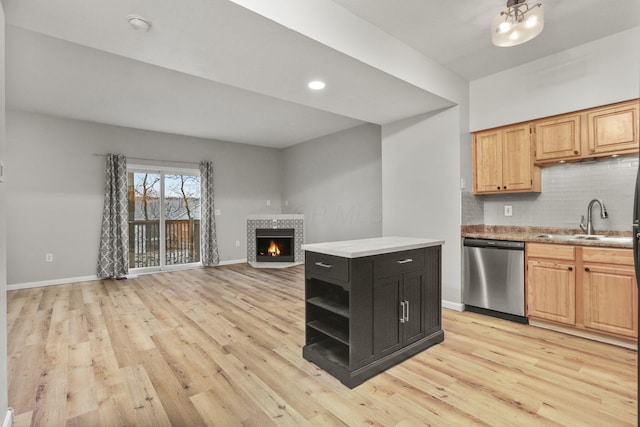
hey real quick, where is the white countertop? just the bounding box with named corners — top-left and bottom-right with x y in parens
top-left (302, 236), bottom-right (444, 258)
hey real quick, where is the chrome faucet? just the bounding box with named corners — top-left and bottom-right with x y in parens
top-left (580, 199), bottom-right (608, 235)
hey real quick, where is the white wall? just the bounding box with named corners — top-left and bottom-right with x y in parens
top-left (0, 2), bottom-right (9, 417)
top-left (470, 27), bottom-right (640, 132)
top-left (282, 123), bottom-right (382, 243)
top-left (6, 111), bottom-right (283, 285)
top-left (382, 107), bottom-right (463, 307)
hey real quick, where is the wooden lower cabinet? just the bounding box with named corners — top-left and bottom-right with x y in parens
top-left (527, 259), bottom-right (576, 325)
top-left (526, 243), bottom-right (637, 342)
top-left (582, 258), bottom-right (638, 339)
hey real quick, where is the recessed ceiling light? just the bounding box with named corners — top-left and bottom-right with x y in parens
top-left (308, 80), bottom-right (326, 90)
top-left (127, 15), bottom-right (151, 32)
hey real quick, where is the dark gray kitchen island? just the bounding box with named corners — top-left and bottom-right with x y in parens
top-left (302, 236), bottom-right (445, 388)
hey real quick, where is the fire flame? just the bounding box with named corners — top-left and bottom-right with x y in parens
top-left (267, 240), bottom-right (281, 256)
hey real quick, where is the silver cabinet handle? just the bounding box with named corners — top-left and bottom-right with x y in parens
top-left (396, 258), bottom-right (413, 264)
top-left (314, 262), bottom-right (333, 268)
top-left (405, 300), bottom-right (409, 322)
top-left (400, 301), bottom-right (406, 323)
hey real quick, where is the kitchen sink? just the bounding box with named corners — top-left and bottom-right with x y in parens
top-left (532, 234), bottom-right (632, 244)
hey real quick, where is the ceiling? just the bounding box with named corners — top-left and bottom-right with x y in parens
top-left (4, 0), bottom-right (640, 148)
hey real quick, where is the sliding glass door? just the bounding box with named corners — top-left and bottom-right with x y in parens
top-left (127, 167), bottom-right (201, 271)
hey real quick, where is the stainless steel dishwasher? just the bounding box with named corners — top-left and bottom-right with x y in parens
top-left (463, 238), bottom-right (526, 323)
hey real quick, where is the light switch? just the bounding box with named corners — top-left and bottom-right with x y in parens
top-left (504, 205), bottom-right (513, 217)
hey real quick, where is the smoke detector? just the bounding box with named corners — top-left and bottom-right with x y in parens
top-left (127, 15), bottom-right (151, 32)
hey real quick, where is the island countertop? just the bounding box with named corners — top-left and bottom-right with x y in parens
top-left (301, 236), bottom-right (444, 258)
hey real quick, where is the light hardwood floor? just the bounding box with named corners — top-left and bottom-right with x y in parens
top-left (7, 263), bottom-right (638, 426)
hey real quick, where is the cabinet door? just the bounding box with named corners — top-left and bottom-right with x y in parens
top-left (502, 124), bottom-right (533, 191)
top-left (534, 114), bottom-right (581, 161)
top-left (473, 129), bottom-right (503, 193)
top-left (587, 100), bottom-right (639, 155)
top-left (583, 264), bottom-right (638, 338)
top-left (373, 275), bottom-right (403, 357)
top-left (527, 260), bottom-right (576, 325)
top-left (402, 271), bottom-right (426, 346)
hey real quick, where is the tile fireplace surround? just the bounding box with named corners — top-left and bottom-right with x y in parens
top-left (247, 214), bottom-right (304, 267)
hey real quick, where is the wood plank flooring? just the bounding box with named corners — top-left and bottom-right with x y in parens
top-left (7, 263), bottom-right (638, 426)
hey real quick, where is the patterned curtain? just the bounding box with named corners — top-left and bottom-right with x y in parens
top-left (97, 154), bottom-right (129, 278)
top-left (200, 161), bottom-right (220, 267)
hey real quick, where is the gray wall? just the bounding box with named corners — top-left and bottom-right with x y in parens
top-left (0, 2), bottom-right (8, 417)
top-left (470, 27), bottom-right (640, 132)
top-left (382, 107), bottom-right (463, 307)
top-left (6, 110), bottom-right (283, 285)
top-left (281, 123), bottom-right (382, 243)
top-left (480, 156), bottom-right (638, 231)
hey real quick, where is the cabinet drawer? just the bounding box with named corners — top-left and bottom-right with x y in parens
top-left (374, 249), bottom-right (425, 277)
top-left (305, 252), bottom-right (349, 283)
top-left (527, 243), bottom-right (575, 260)
top-left (583, 247), bottom-right (634, 266)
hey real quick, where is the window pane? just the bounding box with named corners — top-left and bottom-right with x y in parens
top-left (164, 174), bottom-right (201, 265)
top-left (128, 172), bottom-right (161, 268)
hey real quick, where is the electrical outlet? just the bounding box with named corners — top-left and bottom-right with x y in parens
top-left (214, 209), bottom-right (221, 216)
top-left (235, 240), bottom-right (240, 247)
top-left (504, 205), bottom-right (513, 217)
top-left (45, 253), bottom-right (53, 263)
top-left (266, 200), bottom-right (271, 206)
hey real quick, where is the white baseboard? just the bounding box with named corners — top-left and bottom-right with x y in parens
top-left (7, 259), bottom-right (249, 291)
top-left (218, 258), bottom-right (247, 266)
top-left (3, 408), bottom-right (14, 427)
top-left (7, 275), bottom-right (100, 291)
top-left (442, 300), bottom-right (465, 312)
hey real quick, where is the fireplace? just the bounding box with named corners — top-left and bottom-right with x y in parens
top-left (256, 228), bottom-right (295, 262)
top-left (247, 214), bottom-right (304, 266)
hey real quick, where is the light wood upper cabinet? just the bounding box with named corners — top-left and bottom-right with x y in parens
top-left (587, 100), bottom-right (639, 156)
top-left (473, 99), bottom-right (639, 191)
top-left (533, 114), bottom-right (582, 161)
top-left (473, 129), bottom-right (503, 193)
top-left (473, 124), bottom-right (541, 194)
top-left (531, 99), bottom-right (639, 164)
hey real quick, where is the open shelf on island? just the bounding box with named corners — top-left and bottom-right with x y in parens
top-left (307, 319), bottom-right (349, 345)
top-left (307, 295), bottom-right (349, 318)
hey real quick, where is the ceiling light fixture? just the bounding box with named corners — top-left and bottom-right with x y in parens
top-left (308, 80), bottom-right (326, 90)
top-left (127, 15), bottom-right (152, 32)
top-left (491, 0), bottom-right (544, 47)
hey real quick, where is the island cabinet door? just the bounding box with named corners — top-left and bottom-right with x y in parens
top-left (401, 271), bottom-right (427, 346)
top-left (373, 271), bottom-right (430, 357)
top-left (373, 275), bottom-right (404, 357)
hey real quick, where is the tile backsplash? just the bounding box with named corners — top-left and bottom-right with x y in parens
top-left (466, 156), bottom-right (638, 231)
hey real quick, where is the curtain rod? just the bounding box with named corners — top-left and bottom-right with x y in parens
top-left (93, 153), bottom-right (202, 166)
